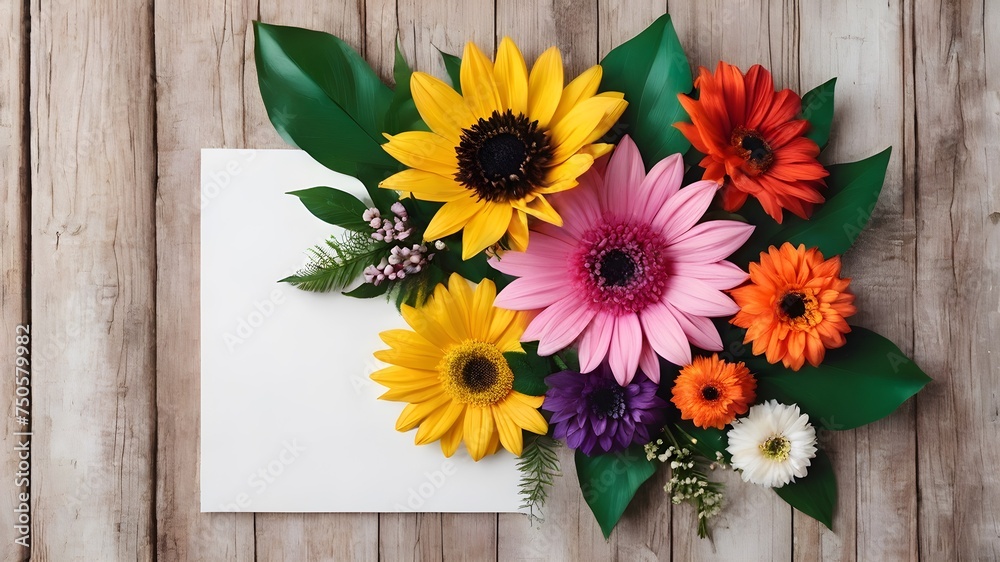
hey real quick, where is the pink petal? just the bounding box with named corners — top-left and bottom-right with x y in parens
top-left (547, 174), bottom-right (603, 238)
top-left (638, 342), bottom-right (661, 383)
top-left (494, 275), bottom-right (574, 310)
top-left (662, 276), bottom-right (740, 317)
top-left (578, 311), bottom-right (615, 373)
top-left (601, 135), bottom-right (644, 218)
top-left (638, 301), bottom-right (692, 367)
top-left (663, 301), bottom-right (724, 351)
top-left (651, 180), bottom-right (719, 242)
top-left (522, 295), bottom-right (597, 355)
top-left (609, 313), bottom-right (642, 385)
top-left (489, 233), bottom-right (574, 277)
top-left (670, 260), bottom-right (749, 290)
top-left (663, 220), bottom-right (755, 263)
top-left (634, 153), bottom-right (684, 221)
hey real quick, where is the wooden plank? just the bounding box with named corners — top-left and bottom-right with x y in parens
top-left (246, 1), bottom-right (379, 560)
top-left (153, 0), bottom-right (258, 559)
top-left (794, 1), bottom-right (916, 560)
top-left (915, 0), bottom-right (1000, 559)
top-left (0, 0), bottom-right (29, 559)
top-left (29, 0), bottom-right (156, 559)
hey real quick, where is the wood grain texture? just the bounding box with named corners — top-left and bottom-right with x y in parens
top-left (29, 0), bottom-right (157, 559)
top-left (154, 0), bottom-right (258, 559)
top-left (6, 0), bottom-right (996, 559)
top-left (915, 0), bottom-right (1000, 559)
top-left (0, 0), bottom-right (29, 560)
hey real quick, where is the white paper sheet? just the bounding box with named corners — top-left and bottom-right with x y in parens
top-left (200, 148), bottom-right (524, 512)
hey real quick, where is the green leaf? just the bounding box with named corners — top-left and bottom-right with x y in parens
top-left (280, 234), bottom-right (386, 293)
top-left (555, 348), bottom-right (580, 373)
top-left (576, 446), bottom-right (657, 538)
top-left (385, 40), bottom-right (427, 134)
top-left (730, 148), bottom-right (892, 266)
top-left (342, 281), bottom-right (389, 299)
top-left (287, 187), bottom-right (371, 231)
top-left (799, 78), bottom-right (836, 150)
top-left (504, 342), bottom-right (551, 396)
top-left (774, 450), bottom-right (837, 529)
top-left (438, 49), bottom-right (462, 93)
top-left (599, 14), bottom-right (693, 167)
top-left (517, 434), bottom-right (561, 523)
top-left (675, 423), bottom-right (731, 464)
top-left (253, 22), bottom-right (400, 209)
top-left (715, 320), bottom-right (930, 431)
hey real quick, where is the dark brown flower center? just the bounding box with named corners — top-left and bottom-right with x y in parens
top-left (461, 356), bottom-right (499, 392)
top-left (598, 249), bottom-right (636, 287)
top-left (701, 385), bottom-right (720, 401)
top-left (779, 292), bottom-right (807, 319)
top-left (732, 127), bottom-right (774, 173)
top-left (455, 109), bottom-right (552, 203)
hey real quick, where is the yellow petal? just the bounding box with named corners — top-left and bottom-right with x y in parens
top-left (485, 427), bottom-right (501, 456)
top-left (583, 93), bottom-right (627, 145)
top-left (506, 209), bottom-right (529, 251)
top-left (399, 304), bottom-right (455, 349)
top-left (548, 96), bottom-right (628, 164)
top-left (542, 152), bottom-right (594, 186)
top-left (549, 65), bottom-right (602, 126)
top-left (492, 403), bottom-right (524, 456)
top-left (373, 348), bottom-right (440, 370)
top-left (380, 169), bottom-right (469, 202)
top-left (370, 365), bottom-right (439, 385)
top-left (379, 329), bottom-right (443, 359)
top-left (396, 394), bottom-right (451, 432)
top-left (487, 308), bottom-right (525, 352)
top-left (411, 72), bottom-right (476, 143)
top-left (440, 273), bottom-right (473, 341)
top-left (461, 42), bottom-right (503, 119)
top-left (381, 385), bottom-right (443, 403)
top-left (440, 409), bottom-right (466, 457)
top-left (423, 197), bottom-right (481, 242)
top-left (579, 142), bottom-right (614, 159)
top-left (460, 202), bottom-right (513, 260)
top-left (463, 405), bottom-right (496, 461)
top-left (511, 194), bottom-right (562, 226)
top-left (494, 37), bottom-right (528, 115)
top-left (415, 399), bottom-right (465, 445)
top-left (503, 393), bottom-right (548, 435)
top-left (526, 46), bottom-right (564, 129)
top-left (381, 131), bottom-right (459, 177)
top-left (468, 277), bottom-right (499, 340)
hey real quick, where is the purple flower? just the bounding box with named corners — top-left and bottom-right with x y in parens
top-left (543, 364), bottom-right (667, 456)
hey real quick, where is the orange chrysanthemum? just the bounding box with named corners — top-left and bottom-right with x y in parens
top-left (675, 62), bottom-right (829, 223)
top-left (671, 354), bottom-right (757, 430)
top-left (730, 243), bottom-right (856, 371)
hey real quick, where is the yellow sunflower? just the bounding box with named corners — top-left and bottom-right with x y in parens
top-left (379, 37), bottom-right (628, 259)
top-left (371, 273), bottom-right (548, 460)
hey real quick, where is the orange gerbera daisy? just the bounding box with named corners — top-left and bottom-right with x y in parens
top-left (675, 62), bottom-right (829, 223)
top-left (671, 354), bottom-right (756, 430)
top-left (730, 243), bottom-right (856, 371)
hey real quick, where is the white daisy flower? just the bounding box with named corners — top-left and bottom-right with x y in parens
top-left (726, 400), bottom-right (818, 488)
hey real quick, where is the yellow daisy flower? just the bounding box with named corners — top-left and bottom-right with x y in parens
top-left (380, 37), bottom-right (628, 259)
top-left (371, 273), bottom-right (549, 460)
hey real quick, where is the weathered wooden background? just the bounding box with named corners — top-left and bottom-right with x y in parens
top-left (1, 0), bottom-right (997, 559)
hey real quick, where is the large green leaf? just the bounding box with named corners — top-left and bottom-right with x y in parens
top-left (438, 49), bottom-right (462, 93)
top-left (384, 40), bottom-right (427, 134)
top-left (287, 187), bottom-right (370, 231)
top-left (715, 320), bottom-right (930, 431)
top-left (253, 22), bottom-right (400, 209)
top-left (675, 423), bottom-right (731, 463)
top-left (730, 148), bottom-right (892, 266)
top-left (799, 78), bottom-right (836, 150)
top-left (774, 450), bottom-right (837, 530)
top-left (599, 14), bottom-right (693, 167)
top-left (575, 446), bottom-right (657, 538)
top-left (504, 341), bottom-right (550, 396)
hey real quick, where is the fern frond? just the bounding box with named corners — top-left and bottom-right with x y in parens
top-left (281, 231), bottom-right (386, 293)
top-left (517, 434), bottom-right (561, 524)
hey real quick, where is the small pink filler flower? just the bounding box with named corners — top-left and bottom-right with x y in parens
top-left (490, 136), bottom-right (755, 385)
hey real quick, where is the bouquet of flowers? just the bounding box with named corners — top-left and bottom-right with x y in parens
top-left (252, 14), bottom-right (930, 538)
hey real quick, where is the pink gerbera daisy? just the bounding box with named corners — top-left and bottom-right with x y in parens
top-left (490, 136), bottom-right (755, 385)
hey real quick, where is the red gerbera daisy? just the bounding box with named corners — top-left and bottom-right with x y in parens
top-left (675, 62), bottom-right (829, 223)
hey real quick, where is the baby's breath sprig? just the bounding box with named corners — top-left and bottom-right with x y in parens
top-left (645, 428), bottom-right (726, 539)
